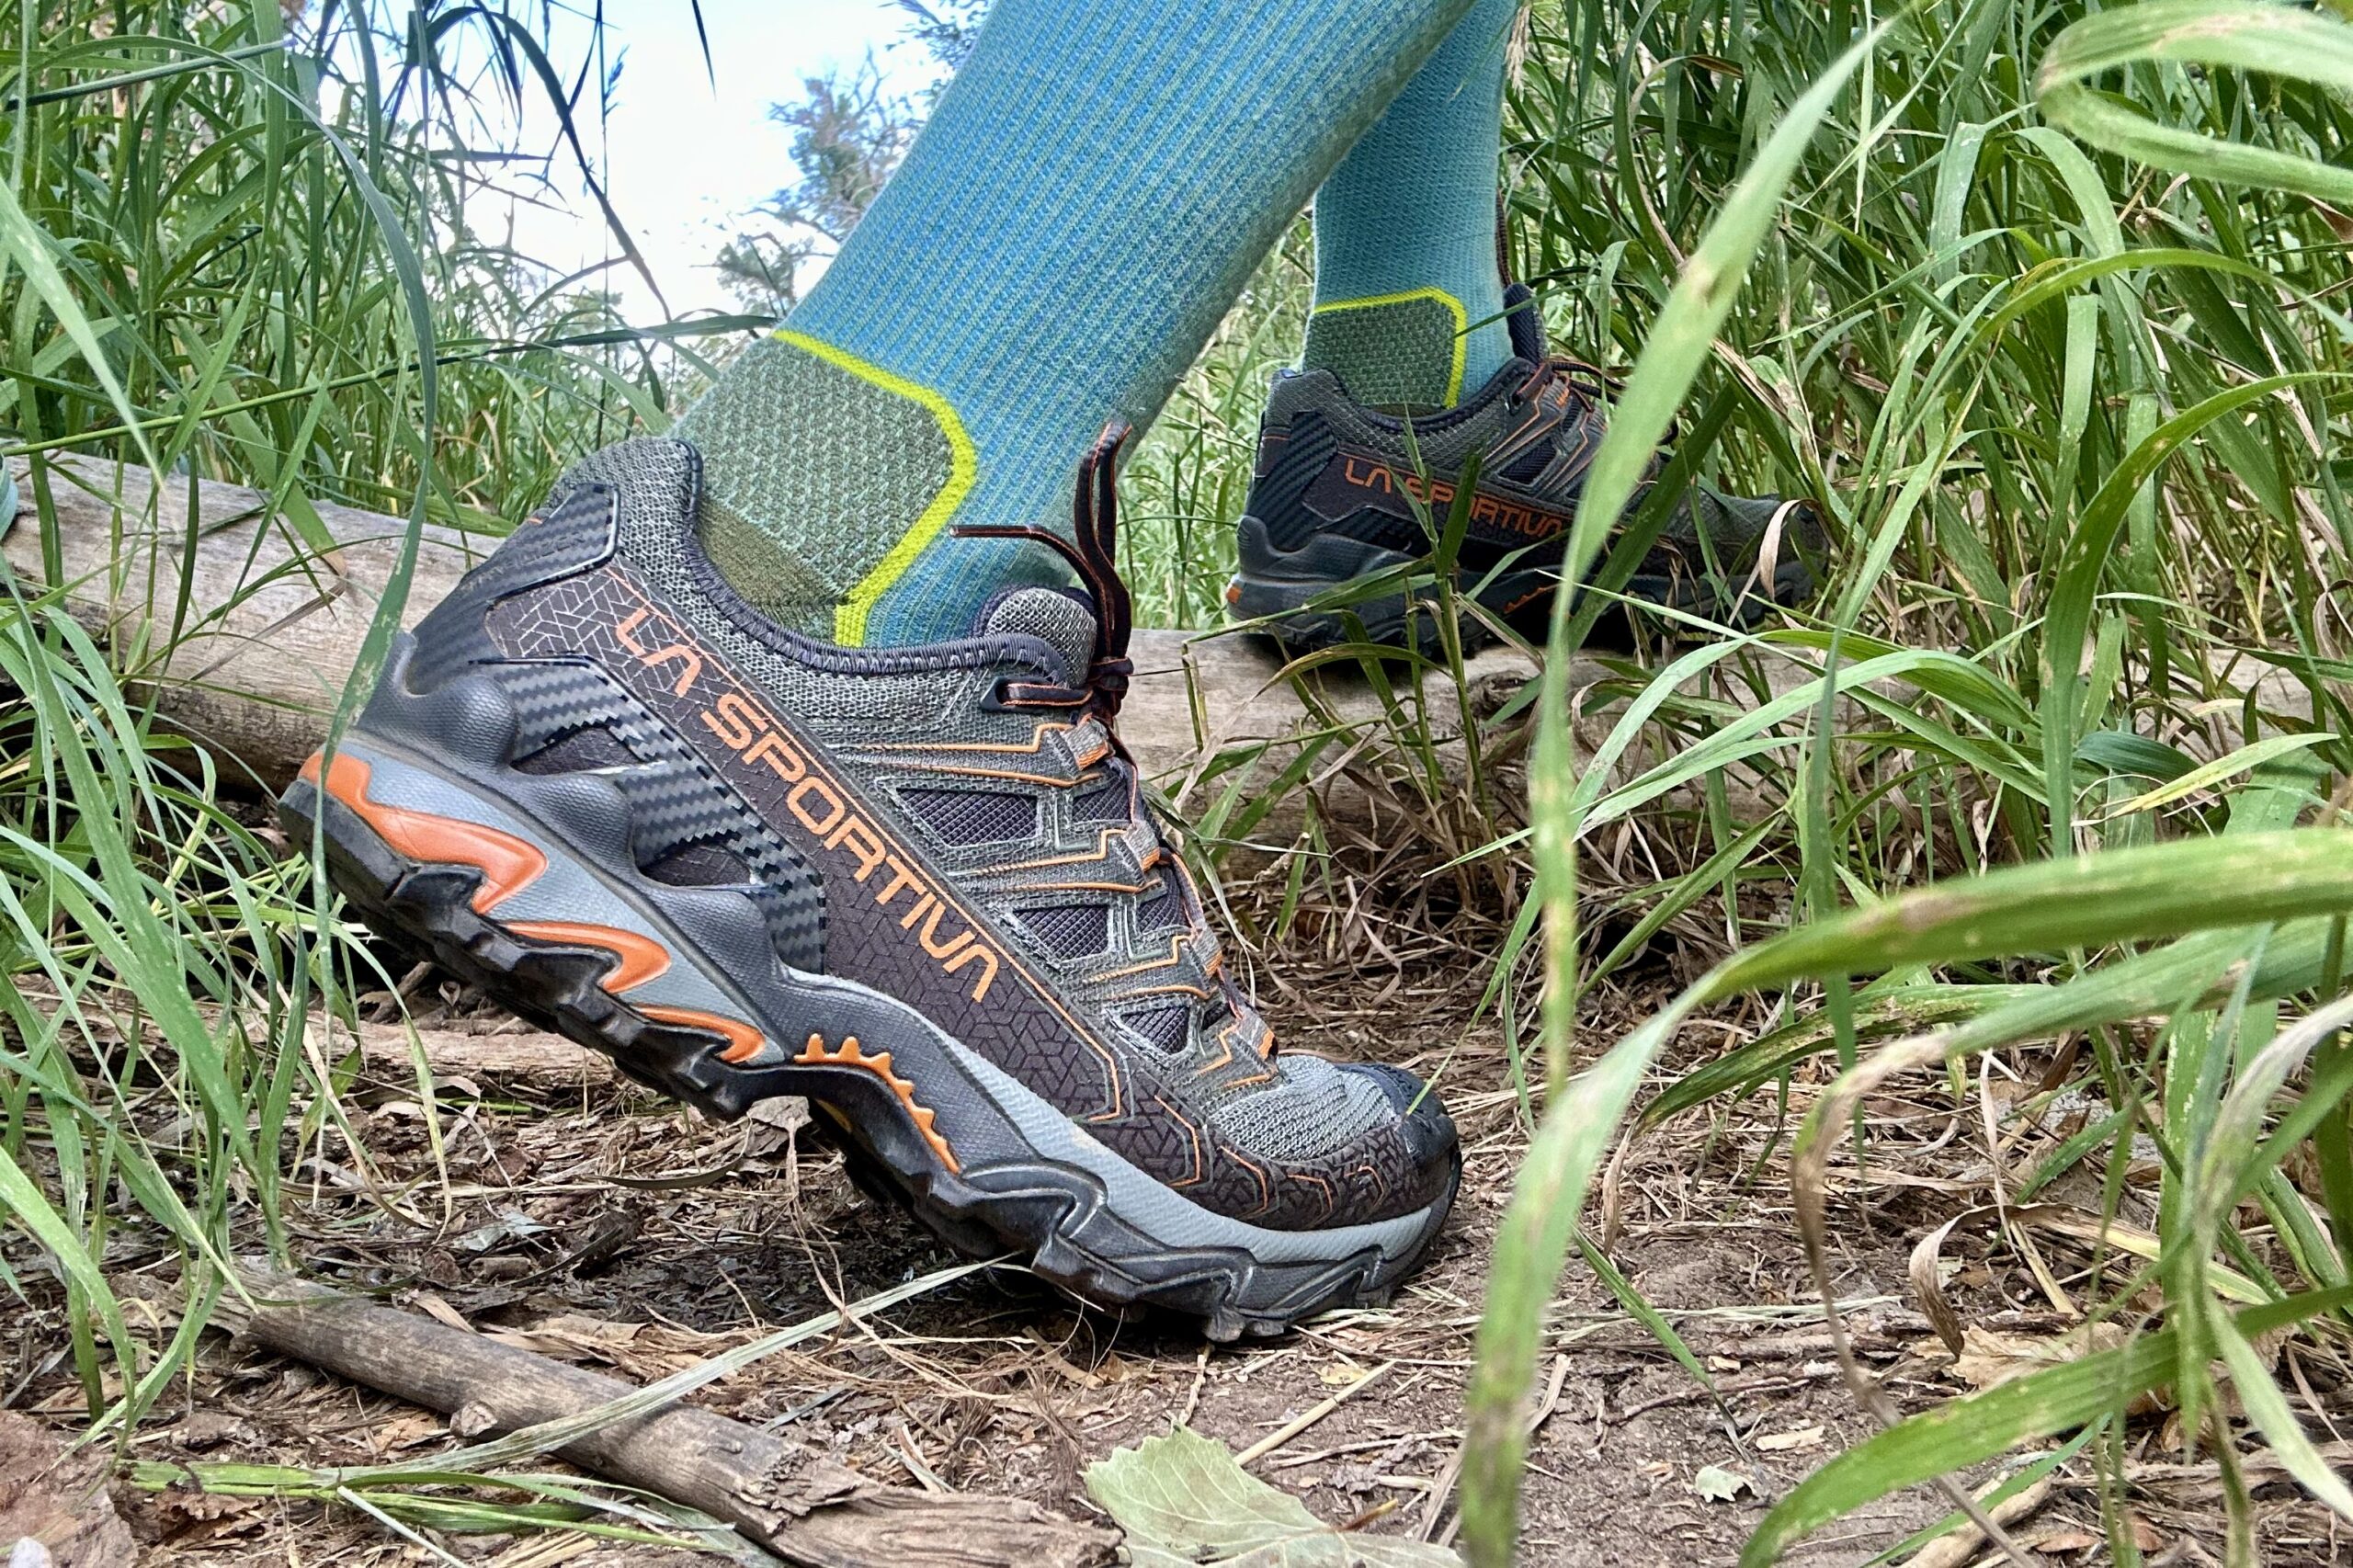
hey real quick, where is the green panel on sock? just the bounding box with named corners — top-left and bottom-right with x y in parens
top-left (1302, 290), bottom-right (1468, 411)
top-left (696, 490), bottom-right (841, 636)
top-left (676, 332), bottom-right (965, 642)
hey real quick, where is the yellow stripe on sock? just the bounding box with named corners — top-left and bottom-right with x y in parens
top-left (1310, 287), bottom-right (1471, 406)
top-left (770, 329), bottom-right (979, 647)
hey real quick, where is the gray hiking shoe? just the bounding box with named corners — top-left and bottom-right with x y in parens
top-left (1229, 284), bottom-right (1826, 652)
top-left (279, 426), bottom-right (1459, 1338)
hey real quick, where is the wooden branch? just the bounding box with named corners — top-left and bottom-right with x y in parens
top-left (224, 1272), bottom-right (1119, 1568)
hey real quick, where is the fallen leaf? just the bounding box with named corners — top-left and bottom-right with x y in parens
top-left (1951, 1324), bottom-right (2127, 1392)
top-left (483, 1314), bottom-right (645, 1363)
top-left (2312, 199), bottom-right (2353, 244)
top-left (173, 1412), bottom-right (252, 1451)
top-left (743, 1095), bottom-right (811, 1156)
top-left (409, 1291), bottom-right (474, 1335)
top-left (1319, 1363), bottom-right (1366, 1388)
top-left (1707, 1355), bottom-right (1742, 1373)
top-left (1085, 1426), bottom-right (1461, 1567)
top-left (450, 1208), bottom-right (553, 1255)
top-left (1692, 1465), bottom-right (1756, 1503)
top-left (361, 1413), bottom-right (441, 1453)
top-left (2031, 1528), bottom-right (2100, 1553)
top-left (1755, 1426), bottom-right (1824, 1453)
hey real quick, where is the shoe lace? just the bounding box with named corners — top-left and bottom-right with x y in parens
top-left (952, 427), bottom-right (1271, 1055)
top-left (949, 419), bottom-right (1136, 735)
top-left (1513, 353), bottom-right (1623, 407)
top-left (1501, 355), bottom-right (1677, 485)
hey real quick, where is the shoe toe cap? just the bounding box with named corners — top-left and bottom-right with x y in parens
top-left (1340, 1062), bottom-right (1460, 1181)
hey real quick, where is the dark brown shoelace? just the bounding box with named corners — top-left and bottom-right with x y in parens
top-left (951, 418), bottom-right (1137, 732)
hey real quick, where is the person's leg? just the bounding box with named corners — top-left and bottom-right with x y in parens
top-left (1300, 0), bottom-right (1518, 410)
top-left (676, 0), bottom-right (1483, 647)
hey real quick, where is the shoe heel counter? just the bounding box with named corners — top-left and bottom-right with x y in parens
top-left (397, 483), bottom-right (622, 698)
top-left (313, 476), bottom-right (831, 982)
top-left (1240, 408), bottom-right (1343, 561)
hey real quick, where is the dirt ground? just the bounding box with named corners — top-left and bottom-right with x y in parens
top-left (6, 947), bottom-right (2351, 1566)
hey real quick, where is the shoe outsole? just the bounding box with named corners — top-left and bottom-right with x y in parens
top-left (284, 747), bottom-right (1458, 1341)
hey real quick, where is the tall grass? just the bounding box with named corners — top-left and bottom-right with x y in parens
top-left (1454, 1), bottom-right (2353, 1562)
top-left (0, 0), bottom-right (731, 1435)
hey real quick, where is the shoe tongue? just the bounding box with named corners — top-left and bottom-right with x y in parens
top-left (1503, 279), bottom-right (1548, 363)
top-left (974, 585), bottom-right (1099, 686)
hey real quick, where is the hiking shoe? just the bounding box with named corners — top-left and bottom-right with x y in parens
top-left (280, 425), bottom-right (1459, 1338)
top-left (1228, 286), bottom-right (1825, 653)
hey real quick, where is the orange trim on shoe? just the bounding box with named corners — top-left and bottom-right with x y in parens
top-left (506, 921), bottom-right (671, 993)
top-left (302, 752), bottom-right (546, 915)
top-left (640, 1005), bottom-right (767, 1064)
top-left (301, 753), bottom-right (772, 1074)
top-left (794, 1032), bottom-right (960, 1173)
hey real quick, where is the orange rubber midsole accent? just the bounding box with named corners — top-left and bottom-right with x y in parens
top-left (301, 753), bottom-right (545, 915)
top-left (506, 920), bottom-right (670, 993)
top-left (301, 752), bottom-right (781, 1083)
top-left (640, 1005), bottom-right (767, 1064)
top-left (794, 1033), bottom-right (959, 1173)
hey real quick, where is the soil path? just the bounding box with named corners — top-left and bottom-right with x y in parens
top-left (5, 968), bottom-right (2335, 1564)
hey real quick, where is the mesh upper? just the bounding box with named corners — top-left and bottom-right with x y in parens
top-left (977, 585), bottom-right (1096, 680)
top-left (1122, 1003), bottom-right (1193, 1055)
top-left (1210, 1055), bottom-right (1395, 1163)
top-left (1014, 903), bottom-right (1111, 960)
top-left (548, 437), bottom-right (1415, 1170)
top-left (1072, 776), bottom-right (1132, 822)
top-left (1135, 865), bottom-right (1191, 935)
top-left (897, 787), bottom-right (1040, 846)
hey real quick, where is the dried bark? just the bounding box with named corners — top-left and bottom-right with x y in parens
top-left (225, 1273), bottom-right (1118, 1568)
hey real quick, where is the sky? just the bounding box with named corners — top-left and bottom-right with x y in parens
top-left (456, 0), bottom-right (945, 322)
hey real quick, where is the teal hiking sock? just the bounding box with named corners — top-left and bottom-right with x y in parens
top-left (1301, 0), bottom-right (1519, 410)
top-left (675, 0), bottom-right (1487, 647)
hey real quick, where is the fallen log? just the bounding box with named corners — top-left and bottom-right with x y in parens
top-left (2, 455), bottom-right (1556, 793)
top-left (346, 1017), bottom-right (616, 1089)
top-left (7, 456), bottom-right (2305, 830)
top-left (222, 1271), bottom-right (1119, 1568)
